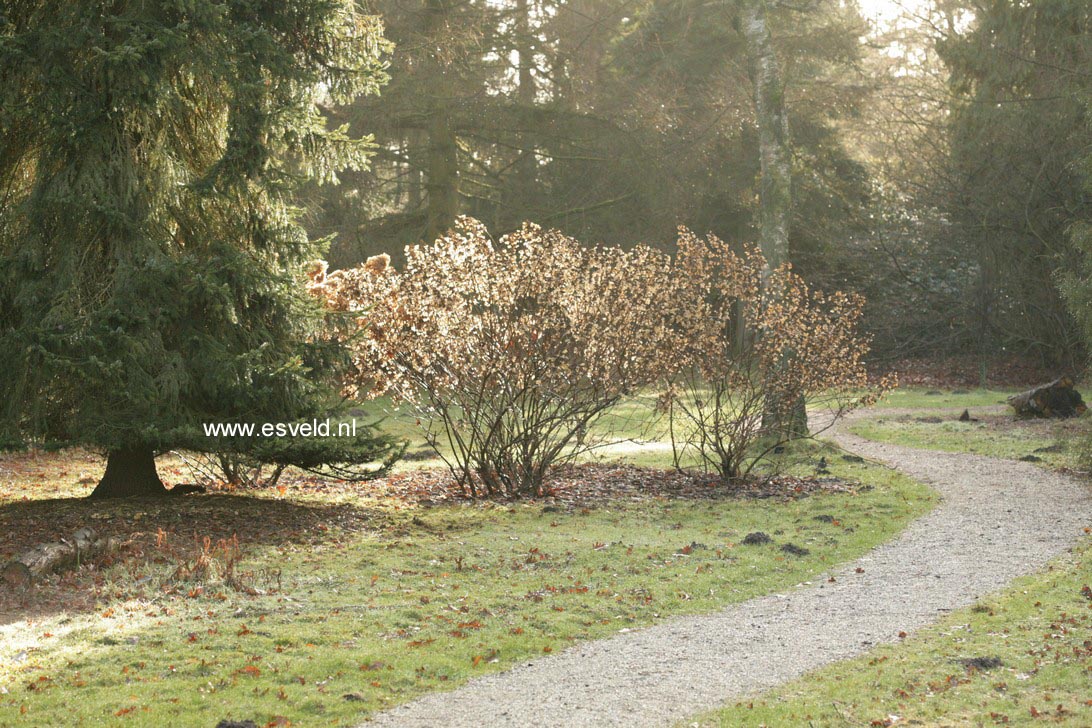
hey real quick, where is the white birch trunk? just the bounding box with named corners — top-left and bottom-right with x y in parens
top-left (742, 0), bottom-right (792, 271)
top-left (742, 0), bottom-right (807, 436)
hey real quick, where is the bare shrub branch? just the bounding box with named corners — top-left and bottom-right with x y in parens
top-left (317, 220), bottom-right (891, 494)
top-left (663, 228), bottom-right (893, 481)
top-left (318, 218), bottom-right (675, 497)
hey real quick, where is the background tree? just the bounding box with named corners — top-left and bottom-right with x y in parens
top-left (0, 0), bottom-right (400, 497)
top-left (822, 1), bottom-right (975, 363)
top-left (849, 0), bottom-right (1090, 372)
top-left (313, 0), bottom-right (647, 267)
top-left (289, 0), bottom-right (1092, 374)
top-left (938, 0), bottom-right (1091, 370)
top-left (1059, 97), bottom-right (1092, 351)
top-left (741, 0), bottom-right (804, 435)
top-left (313, 0), bottom-right (875, 286)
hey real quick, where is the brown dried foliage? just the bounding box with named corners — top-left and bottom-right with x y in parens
top-left (665, 228), bottom-right (892, 480)
top-left (315, 218), bottom-right (889, 494)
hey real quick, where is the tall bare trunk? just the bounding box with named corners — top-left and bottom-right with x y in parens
top-left (743, 0), bottom-right (791, 270)
top-left (515, 0), bottom-right (537, 192)
top-left (424, 0), bottom-right (459, 242)
top-left (425, 108), bottom-right (458, 241)
top-left (742, 0), bottom-right (807, 437)
top-left (408, 131), bottom-right (423, 211)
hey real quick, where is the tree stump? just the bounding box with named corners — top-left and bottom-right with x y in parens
top-left (1007, 377), bottom-right (1087, 418)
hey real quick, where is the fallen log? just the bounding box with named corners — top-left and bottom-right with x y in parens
top-left (2, 528), bottom-right (110, 590)
top-left (1007, 377), bottom-right (1087, 419)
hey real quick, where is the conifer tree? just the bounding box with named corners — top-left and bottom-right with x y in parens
top-left (939, 0), bottom-right (1090, 366)
top-left (0, 1), bottom-right (398, 497)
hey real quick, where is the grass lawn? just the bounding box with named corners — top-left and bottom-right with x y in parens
top-left (849, 391), bottom-right (1089, 472)
top-left (684, 389), bottom-right (1092, 728)
top-left (688, 536), bottom-right (1092, 727)
top-left (870, 387), bottom-right (1019, 410)
top-left (23, 387), bottom-right (1064, 726)
top-left (357, 395), bottom-right (677, 474)
top-left (0, 441), bottom-right (934, 726)
top-left (850, 416), bottom-right (1084, 470)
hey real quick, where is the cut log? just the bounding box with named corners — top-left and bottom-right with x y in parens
top-left (1007, 377), bottom-right (1087, 419)
top-left (2, 528), bottom-right (110, 590)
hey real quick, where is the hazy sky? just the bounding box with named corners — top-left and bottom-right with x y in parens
top-left (857, 0), bottom-right (927, 22)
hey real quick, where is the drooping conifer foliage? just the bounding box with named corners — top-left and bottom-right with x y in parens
top-left (0, 1), bottom-right (399, 497)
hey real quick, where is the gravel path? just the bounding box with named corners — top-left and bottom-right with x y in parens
top-left (363, 410), bottom-right (1092, 727)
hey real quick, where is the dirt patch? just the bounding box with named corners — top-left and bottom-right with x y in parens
top-left (873, 355), bottom-right (1053, 389)
top-left (0, 492), bottom-right (385, 625)
top-left (371, 463), bottom-right (856, 508)
top-left (958, 656), bottom-right (1004, 671)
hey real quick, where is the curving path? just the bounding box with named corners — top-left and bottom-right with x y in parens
top-left (362, 410), bottom-right (1092, 727)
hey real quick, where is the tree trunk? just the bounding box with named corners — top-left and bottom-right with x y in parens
top-left (89, 445), bottom-right (167, 499)
top-left (424, 0), bottom-right (459, 242)
top-left (742, 0), bottom-right (807, 438)
top-left (425, 108), bottom-right (459, 242)
top-left (1007, 377), bottom-right (1087, 418)
top-left (742, 0), bottom-right (791, 272)
top-left (514, 0), bottom-right (537, 192)
top-left (408, 132), bottom-right (423, 211)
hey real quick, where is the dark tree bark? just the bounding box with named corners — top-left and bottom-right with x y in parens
top-left (89, 445), bottom-right (167, 499)
top-left (425, 109), bottom-right (459, 241)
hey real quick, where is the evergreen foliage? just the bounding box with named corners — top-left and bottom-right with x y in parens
top-left (309, 0), bottom-right (873, 282)
top-left (0, 1), bottom-right (400, 496)
top-left (940, 0), bottom-right (1091, 366)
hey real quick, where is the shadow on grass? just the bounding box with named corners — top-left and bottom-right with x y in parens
top-left (0, 492), bottom-right (390, 626)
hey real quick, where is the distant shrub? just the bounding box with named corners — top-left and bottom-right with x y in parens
top-left (661, 229), bottom-right (890, 480)
top-left (318, 218), bottom-right (675, 497)
top-left (180, 429), bottom-right (401, 490)
top-left (179, 451), bottom-right (286, 491)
